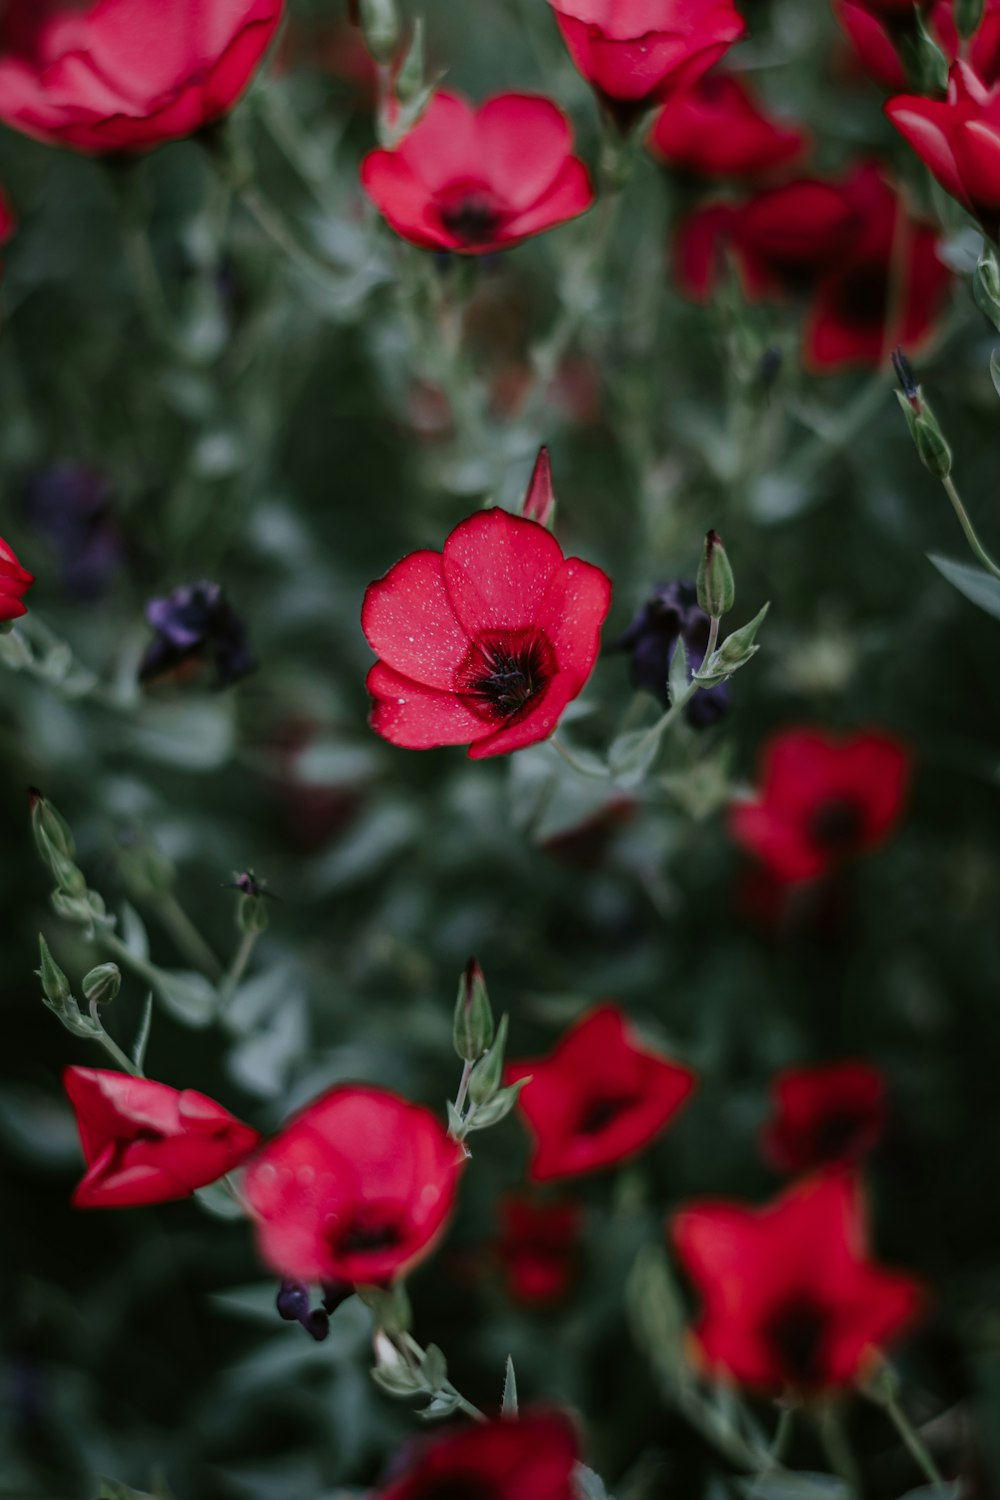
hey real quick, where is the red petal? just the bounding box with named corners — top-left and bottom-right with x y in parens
top-left (362, 550), bottom-right (471, 690)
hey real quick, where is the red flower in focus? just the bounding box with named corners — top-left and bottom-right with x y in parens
top-left (648, 71), bottom-right (808, 181)
top-left (362, 504), bottom-right (612, 759)
top-left (243, 1085), bottom-right (464, 1285)
top-left (547, 0), bottom-right (746, 129)
top-left (0, 534), bottom-right (34, 622)
top-left (888, 61), bottom-right (1000, 237)
top-left (378, 1410), bottom-right (580, 1500)
top-left (763, 1061), bottom-right (888, 1174)
top-left (506, 1005), bottom-right (696, 1182)
top-left (676, 163), bottom-right (952, 371)
top-left (497, 1194), bottom-right (583, 1305)
top-left (64, 1067), bottom-right (260, 1209)
top-left (671, 1173), bottom-right (922, 1393)
top-left (835, 0), bottom-right (1000, 92)
top-left (361, 92), bottom-right (594, 254)
top-left (0, 0), bottom-right (284, 155)
top-left (729, 726), bottom-right (911, 884)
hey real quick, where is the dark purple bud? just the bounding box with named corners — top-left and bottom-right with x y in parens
top-left (276, 1280), bottom-right (310, 1322)
top-left (305, 1309), bottom-right (331, 1341)
top-left (321, 1280), bottom-right (354, 1315)
top-left (139, 580), bottom-right (256, 690)
top-left (616, 580), bottom-right (732, 729)
top-left (891, 348), bottom-right (921, 410)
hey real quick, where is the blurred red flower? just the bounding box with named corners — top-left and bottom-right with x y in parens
top-left (363, 505), bottom-right (612, 759)
top-left (0, 535), bottom-right (34, 622)
top-left (729, 726), bottom-right (911, 884)
top-left (506, 1004), bottom-right (696, 1183)
top-left (0, 0), bottom-right (284, 154)
top-left (377, 1410), bottom-right (580, 1500)
top-left (835, 0), bottom-right (1000, 92)
top-left (648, 70), bottom-right (808, 180)
top-left (497, 1194), bottom-right (583, 1305)
top-left (671, 1172), bottom-right (922, 1392)
top-left (361, 92), bottom-right (594, 254)
top-left (763, 1061), bottom-right (887, 1173)
top-left (547, 0), bottom-right (746, 129)
top-left (65, 1067), bottom-right (260, 1209)
top-left (244, 1085), bottom-right (464, 1285)
top-left (888, 61), bottom-right (1000, 237)
top-left (676, 163), bottom-right (952, 371)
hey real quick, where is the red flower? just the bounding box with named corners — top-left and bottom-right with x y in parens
top-left (506, 1005), bottom-right (696, 1183)
top-left (361, 92), bottom-right (594, 254)
top-left (763, 1062), bottom-right (888, 1174)
top-left (0, 535), bottom-right (34, 622)
top-left (64, 1067), bottom-right (261, 1209)
top-left (888, 61), bottom-right (1000, 237)
top-left (547, 0), bottom-right (746, 129)
top-left (0, 0), bottom-right (284, 155)
top-left (377, 1410), bottom-right (580, 1500)
top-left (497, 1194), bottom-right (583, 1305)
top-left (648, 70), bottom-right (808, 181)
top-left (243, 1085), bottom-right (464, 1285)
top-left (835, 0), bottom-right (1000, 93)
top-left (671, 1173), bottom-right (922, 1393)
top-left (931, 0), bottom-right (1000, 84)
top-left (676, 164), bottom-right (952, 371)
top-left (729, 726), bottom-right (911, 884)
top-left (362, 506), bottom-right (612, 759)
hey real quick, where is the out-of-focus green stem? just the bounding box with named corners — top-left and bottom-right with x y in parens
top-left (89, 998), bottom-right (142, 1077)
top-left (152, 894), bottom-right (224, 983)
top-left (941, 473), bottom-right (1000, 580)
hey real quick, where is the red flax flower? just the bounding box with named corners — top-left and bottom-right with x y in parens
top-left (360, 92), bottom-right (594, 254)
top-left (362, 505), bottom-right (612, 759)
top-left (243, 1086), bottom-right (464, 1285)
top-left (64, 1067), bottom-right (261, 1209)
top-left (729, 726), bottom-right (911, 884)
top-left (888, 61), bottom-right (1000, 238)
top-left (676, 163), bottom-right (952, 370)
top-left (763, 1061), bottom-right (888, 1174)
top-left (546, 0), bottom-right (746, 130)
top-left (835, 0), bottom-right (1000, 93)
top-left (648, 71), bottom-right (808, 181)
top-left (672, 1173), bottom-right (922, 1393)
top-left (0, 535), bottom-right (34, 622)
top-left (496, 1194), bottom-right (583, 1306)
top-left (377, 1410), bottom-right (580, 1500)
top-left (0, 0), bottom-right (284, 155)
top-left (505, 1005), bottom-right (696, 1183)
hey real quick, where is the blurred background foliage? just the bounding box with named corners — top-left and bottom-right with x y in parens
top-left (1, 0), bottom-right (1000, 1496)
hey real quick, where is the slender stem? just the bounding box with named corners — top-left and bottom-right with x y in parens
top-left (549, 733), bottom-right (609, 778)
top-left (786, 370), bottom-right (891, 484)
top-left (399, 1332), bottom-right (486, 1422)
top-left (676, 1386), bottom-right (782, 1475)
top-left (703, 615), bottom-right (721, 666)
top-left (238, 184), bottom-right (344, 293)
top-left (89, 999), bottom-right (142, 1077)
top-left (816, 1404), bottom-right (862, 1494)
top-left (219, 928), bottom-right (258, 1006)
top-left (452, 1060), bottom-right (474, 1124)
top-left (880, 1392), bottom-right (947, 1489)
top-left (941, 473), bottom-right (1000, 580)
top-left (153, 895), bottom-right (223, 983)
top-left (98, 931), bottom-right (163, 990)
top-left (619, 678), bottom-right (701, 773)
top-left (769, 1404), bottom-right (795, 1465)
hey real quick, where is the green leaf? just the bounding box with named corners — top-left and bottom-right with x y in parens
top-left (465, 1079), bottom-right (527, 1132)
top-left (928, 552), bottom-right (1000, 620)
top-left (668, 636), bottom-right (690, 706)
top-left (153, 969), bottom-right (217, 1028)
top-left (501, 1354), bottom-right (518, 1416)
top-left (420, 1343), bottom-right (447, 1393)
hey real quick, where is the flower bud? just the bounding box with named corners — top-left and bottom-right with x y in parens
top-left (28, 788), bottom-right (75, 860)
top-left (956, 0), bottom-right (985, 39)
top-left (453, 958), bottom-right (494, 1062)
top-left (37, 934), bottom-right (71, 1008)
top-left (82, 963), bottom-right (121, 1008)
top-left (974, 245), bottom-right (1000, 333)
top-left (696, 530), bottom-right (735, 620)
top-left (469, 1013), bottom-right (509, 1106)
top-left (895, 390), bottom-right (953, 479)
top-left (394, 18), bottom-right (425, 105)
top-left (521, 447), bottom-right (557, 531)
top-left (714, 602), bottom-right (770, 672)
top-left (359, 0), bottom-right (400, 64)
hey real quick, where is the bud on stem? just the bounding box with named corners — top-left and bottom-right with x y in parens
top-left (956, 0), bottom-right (985, 39)
top-left (83, 963), bottom-right (121, 1009)
top-left (696, 530), bottom-right (735, 619)
top-left (359, 0), bottom-right (400, 64)
top-left (469, 1013), bottom-right (508, 1106)
top-left (974, 244), bottom-right (1000, 332)
top-left (453, 958), bottom-right (494, 1062)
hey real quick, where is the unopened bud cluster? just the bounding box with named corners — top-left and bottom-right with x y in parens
top-left (450, 961), bottom-right (527, 1140)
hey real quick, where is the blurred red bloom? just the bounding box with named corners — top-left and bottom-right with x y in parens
top-left (763, 1061), bottom-right (888, 1173)
top-left (671, 1172), bottom-right (922, 1392)
top-left (378, 1411), bottom-right (580, 1500)
top-left (547, 0), bottom-right (746, 129)
top-left (361, 92), bottom-right (594, 254)
top-left (506, 1004), bottom-right (696, 1183)
top-left (65, 1067), bottom-right (260, 1209)
top-left (648, 70), bottom-right (808, 180)
top-left (888, 61), bottom-right (1000, 237)
top-left (363, 505), bottom-right (612, 759)
top-left (0, 0), bottom-right (284, 154)
top-left (729, 727), bottom-right (911, 885)
top-left (497, 1194), bottom-right (583, 1305)
top-left (835, 0), bottom-right (1000, 92)
top-left (0, 535), bottom-right (34, 622)
top-left (676, 163), bottom-right (952, 371)
top-left (244, 1085), bottom-right (464, 1285)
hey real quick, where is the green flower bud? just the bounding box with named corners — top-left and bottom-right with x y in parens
top-left (468, 1013), bottom-right (508, 1106)
top-left (28, 788), bottom-right (75, 860)
top-left (715, 602), bottom-right (770, 671)
top-left (82, 963), bottom-right (121, 1008)
top-left (395, 18), bottom-right (425, 104)
top-left (453, 958), bottom-right (494, 1062)
top-left (974, 245), bottom-right (1000, 333)
top-left (37, 934), bottom-right (71, 1008)
top-left (696, 530), bottom-right (736, 619)
top-left (895, 390), bottom-right (953, 479)
top-left (956, 0), bottom-right (985, 39)
top-left (360, 0), bottom-right (400, 64)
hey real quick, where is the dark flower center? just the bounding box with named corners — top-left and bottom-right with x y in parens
top-left (106, 1127), bottom-right (163, 1175)
top-left (576, 1092), bottom-right (635, 1136)
top-left (457, 628), bottom-right (557, 725)
top-left (331, 1208), bottom-right (406, 1258)
top-left (809, 795), bottom-right (865, 852)
top-left (762, 1294), bottom-right (831, 1387)
top-left (812, 1106), bottom-right (870, 1162)
top-left (412, 1475), bottom-right (500, 1500)
top-left (829, 262), bottom-right (889, 329)
top-left (439, 192), bottom-right (504, 247)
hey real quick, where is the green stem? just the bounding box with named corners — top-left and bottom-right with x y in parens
top-left (816, 1404), bottom-right (862, 1494)
top-left (98, 931), bottom-right (162, 991)
top-left (941, 473), bottom-right (1000, 580)
top-left (89, 998), bottom-right (142, 1077)
top-left (879, 1392), bottom-right (947, 1489)
top-left (153, 895), bottom-right (223, 983)
top-left (549, 734), bottom-right (609, 778)
top-left (619, 678), bottom-right (701, 773)
top-left (451, 1059), bottom-right (474, 1126)
top-left (399, 1332), bottom-right (486, 1422)
top-left (238, 183), bottom-right (345, 293)
top-left (219, 928), bottom-right (259, 1007)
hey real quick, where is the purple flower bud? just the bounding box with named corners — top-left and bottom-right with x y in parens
top-left (139, 581), bottom-right (256, 690)
top-left (617, 580), bottom-right (732, 729)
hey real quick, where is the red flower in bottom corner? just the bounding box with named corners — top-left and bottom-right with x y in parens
top-left (763, 1061), bottom-right (888, 1174)
top-left (64, 1067), bottom-right (261, 1208)
top-left (377, 1410), bottom-right (580, 1500)
top-left (362, 502), bottom-right (612, 759)
top-left (506, 1005), bottom-right (696, 1182)
top-left (671, 1173), bottom-right (922, 1393)
top-left (497, 1194), bottom-right (584, 1305)
top-left (243, 1086), bottom-right (464, 1285)
top-left (0, 534), bottom-right (34, 621)
top-left (729, 727), bottom-right (911, 884)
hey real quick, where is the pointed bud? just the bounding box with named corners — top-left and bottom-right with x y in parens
top-left (696, 530), bottom-right (735, 619)
top-left (891, 348), bottom-right (920, 410)
top-left (714, 602), bottom-right (770, 672)
top-left (37, 934), bottom-right (71, 1008)
top-left (522, 447), bottom-right (556, 530)
top-left (359, 0), bottom-right (400, 63)
top-left (895, 390), bottom-right (953, 479)
top-left (469, 1013), bottom-right (508, 1106)
top-left (453, 958), bottom-right (494, 1062)
top-left (28, 788), bottom-right (75, 860)
top-left (238, 892), bottom-right (270, 935)
top-left (914, 9), bottom-right (949, 91)
top-left (82, 963), bottom-right (121, 1008)
top-left (395, 18), bottom-right (425, 104)
top-left (974, 245), bottom-right (1000, 332)
top-left (956, 0), bottom-right (985, 38)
